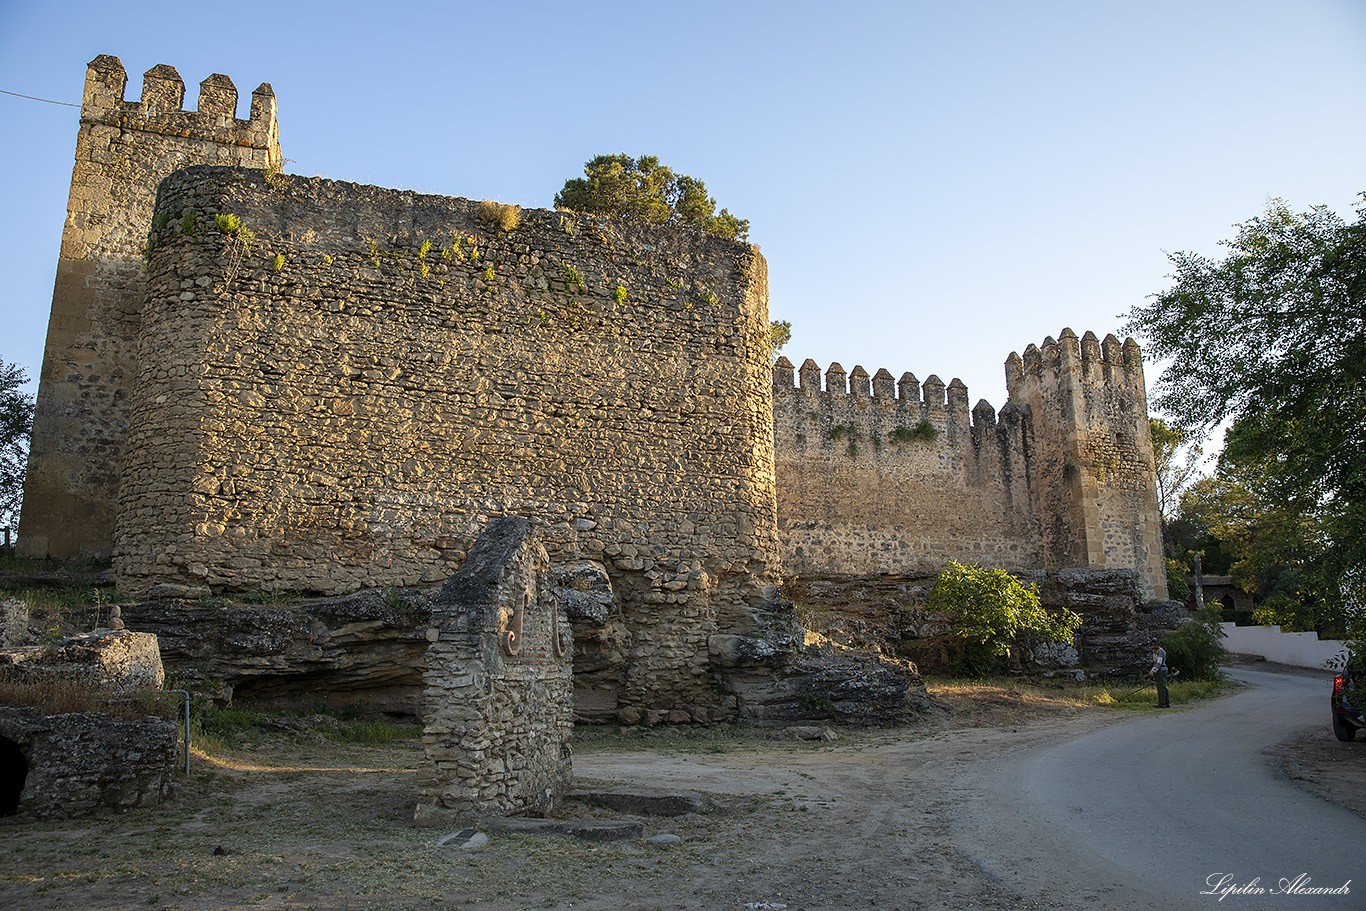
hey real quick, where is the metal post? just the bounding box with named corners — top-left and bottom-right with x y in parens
top-left (1193, 552), bottom-right (1206, 612)
top-left (168, 689), bottom-right (191, 775)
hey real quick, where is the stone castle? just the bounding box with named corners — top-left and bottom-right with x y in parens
top-left (18, 57), bottom-right (1166, 717)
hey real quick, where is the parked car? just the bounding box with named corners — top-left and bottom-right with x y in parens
top-left (1331, 669), bottom-right (1363, 742)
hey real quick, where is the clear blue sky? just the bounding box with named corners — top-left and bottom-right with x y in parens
top-left (2, 0), bottom-right (1363, 412)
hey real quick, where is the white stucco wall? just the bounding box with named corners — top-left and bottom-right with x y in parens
top-left (1220, 623), bottom-right (1348, 670)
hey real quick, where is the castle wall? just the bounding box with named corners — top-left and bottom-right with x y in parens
top-left (1006, 330), bottom-right (1167, 600)
top-left (18, 56), bottom-right (279, 560)
top-left (773, 360), bottom-right (1044, 576)
top-left (775, 328), bottom-right (1168, 602)
top-left (115, 165), bottom-right (780, 715)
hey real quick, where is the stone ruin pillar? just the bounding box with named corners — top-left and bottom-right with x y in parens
top-left (414, 517), bottom-right (574, 826)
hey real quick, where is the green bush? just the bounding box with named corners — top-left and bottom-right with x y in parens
top-left (928, 562), bottom-right (1083, 676)
top-left (1161, 607), bottom-right (1227, 680)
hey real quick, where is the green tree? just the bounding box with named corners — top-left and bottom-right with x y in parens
top-left (555, 154), bottom-right (750, 241)
top-left (928, 562), bottom-right (1083, 676)
top-left (1190, 442), bottom-right (1346, 635)
top-left (769, 319), bottom-right (791, 363)
top-left (1, 358), bottom-right (34, 530)
top-left (1127, 194), bottom-right (1366, 589)
top-left (1149, 417), bottom-right (1204, 527)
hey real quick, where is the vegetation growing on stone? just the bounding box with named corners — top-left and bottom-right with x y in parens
top-left (476, 199), bottom-right (521, 233)
top-left (554, 154), bottom-right (749, 241)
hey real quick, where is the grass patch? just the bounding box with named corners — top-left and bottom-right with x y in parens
top-left (1083, 677), bottom-right (1231, 708)
top-left (188, 702), bottom-right (419, 753)
top-left (0, 676), bottom-right (178, 721)
top-left (924, 674), bottom-right (1236, 725)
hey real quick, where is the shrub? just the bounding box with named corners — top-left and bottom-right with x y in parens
top-left (1160, 607), bottom-right (1227, 680)
top-left (928, 562), bottom-right (1083, 676)
top-left (891, 420), bottom-right (938, 445)
top-left (476, 200), bottom-right (521, 232)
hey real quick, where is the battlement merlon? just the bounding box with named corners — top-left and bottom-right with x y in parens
top-left (1005, 328), bottom-right (1147, 403)
top-left (79, 55), bottom-right (280, 163)
top-left (774, 358), bottom-right (1001, 433)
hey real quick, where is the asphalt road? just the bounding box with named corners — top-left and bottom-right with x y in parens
top-left (950, 667), bottom-right (1365, 910)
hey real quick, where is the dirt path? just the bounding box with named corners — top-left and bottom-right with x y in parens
top-left (0, 677), bottom-right (1360, 911)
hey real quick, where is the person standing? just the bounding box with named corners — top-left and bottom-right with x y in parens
top-left (1149, 638), bottom-right (1170, 708)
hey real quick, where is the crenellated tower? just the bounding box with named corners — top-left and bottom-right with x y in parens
top-left (18, 55), bottom-right (281, 560)
top-left (773, 327), bottom-right (1168, 601)
top-left (1005, 328), bottom-right (1167, 600)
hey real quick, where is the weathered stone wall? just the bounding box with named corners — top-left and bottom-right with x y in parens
top-left (773, 358), bottom-right (1042, 576)
top-left (0, 706), bottom-right (178, 819)
top-left (1006, 330), bottom-right (1167, 600)
top-left (774, 328), bottom-right (1168, 601)
top-left (115, 165), bottom-right (782, 715)
top-left (415, 518), bottom-right (572, 824)
top-left (19, 55), bottom-right (279, 560)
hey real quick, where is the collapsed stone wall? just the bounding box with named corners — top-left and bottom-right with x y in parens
top-left (115, 165), bottom-right (783, 717)
top-left (774, 329), bottom-right (1168, 601)
top-left (0, 629), bottom-right (177, 818)
top-left (0, 707), bottom-right (178, 819)
top-left (415, 517), bottom-right (572, 824)
top-left (19, 55), bottom-right (279, 561)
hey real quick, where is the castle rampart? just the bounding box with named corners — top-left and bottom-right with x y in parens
top-left (116, 164), bottom-right (781, 716)
top-left (20, 56), bottom-right (1170, 720)
top-left (774, 326), bottom-right (1167, 601)
top-left (773, 357), bottom-right (1043, 579)
top-left (18, 56), bottom-right (280, 560)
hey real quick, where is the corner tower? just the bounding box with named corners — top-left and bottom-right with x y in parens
top-left (18, 55), bottom-right (280, 559)
top-left (1005, 329), bottom-right (1168, 600)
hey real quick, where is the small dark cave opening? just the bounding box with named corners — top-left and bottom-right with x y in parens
top-left (0, 736), bottom-right (29, 816)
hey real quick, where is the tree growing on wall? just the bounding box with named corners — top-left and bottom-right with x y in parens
top-left (554, 154), bottom-right (750, 241)
top-left (0, 358), bottom-right (34, 530)
top-left (928, 562), bottom-right (1083, 676)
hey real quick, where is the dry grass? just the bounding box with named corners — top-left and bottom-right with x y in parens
top-left (476, 199), bottom-right (521, 232)
top-left (925, 675), bottom-right (1235, 727)
top-left (0, 676), bottom-right (178, 721)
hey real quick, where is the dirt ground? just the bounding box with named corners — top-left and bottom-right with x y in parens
top-left (1, 676), bottom-right (1361, 911)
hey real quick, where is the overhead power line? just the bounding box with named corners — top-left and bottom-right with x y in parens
top-left (0, 88), bottom-right (79, 107)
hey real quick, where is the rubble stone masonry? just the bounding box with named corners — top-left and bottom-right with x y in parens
top-left (19, 56), bottom-right (279, 560)
top-left (774, 327), bottom-right (1167, 601)
top-left (115, 164), bottom-right (780, 714)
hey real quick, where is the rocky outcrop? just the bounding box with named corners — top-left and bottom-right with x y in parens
top-left (715, 628), bottom-right (933, 723)
top-left (118, 590), bottom-right (432, 717)
top-left (0, 629), bottom-right (164, 690)
top-left (788, 569), bottom-right (1186, 678)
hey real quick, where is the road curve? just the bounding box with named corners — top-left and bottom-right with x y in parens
top-left (949, 667), bottom-right (1365, 910)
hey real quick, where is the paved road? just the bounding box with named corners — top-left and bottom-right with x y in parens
top-left (950, 667), bottom-right (1365, 910)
